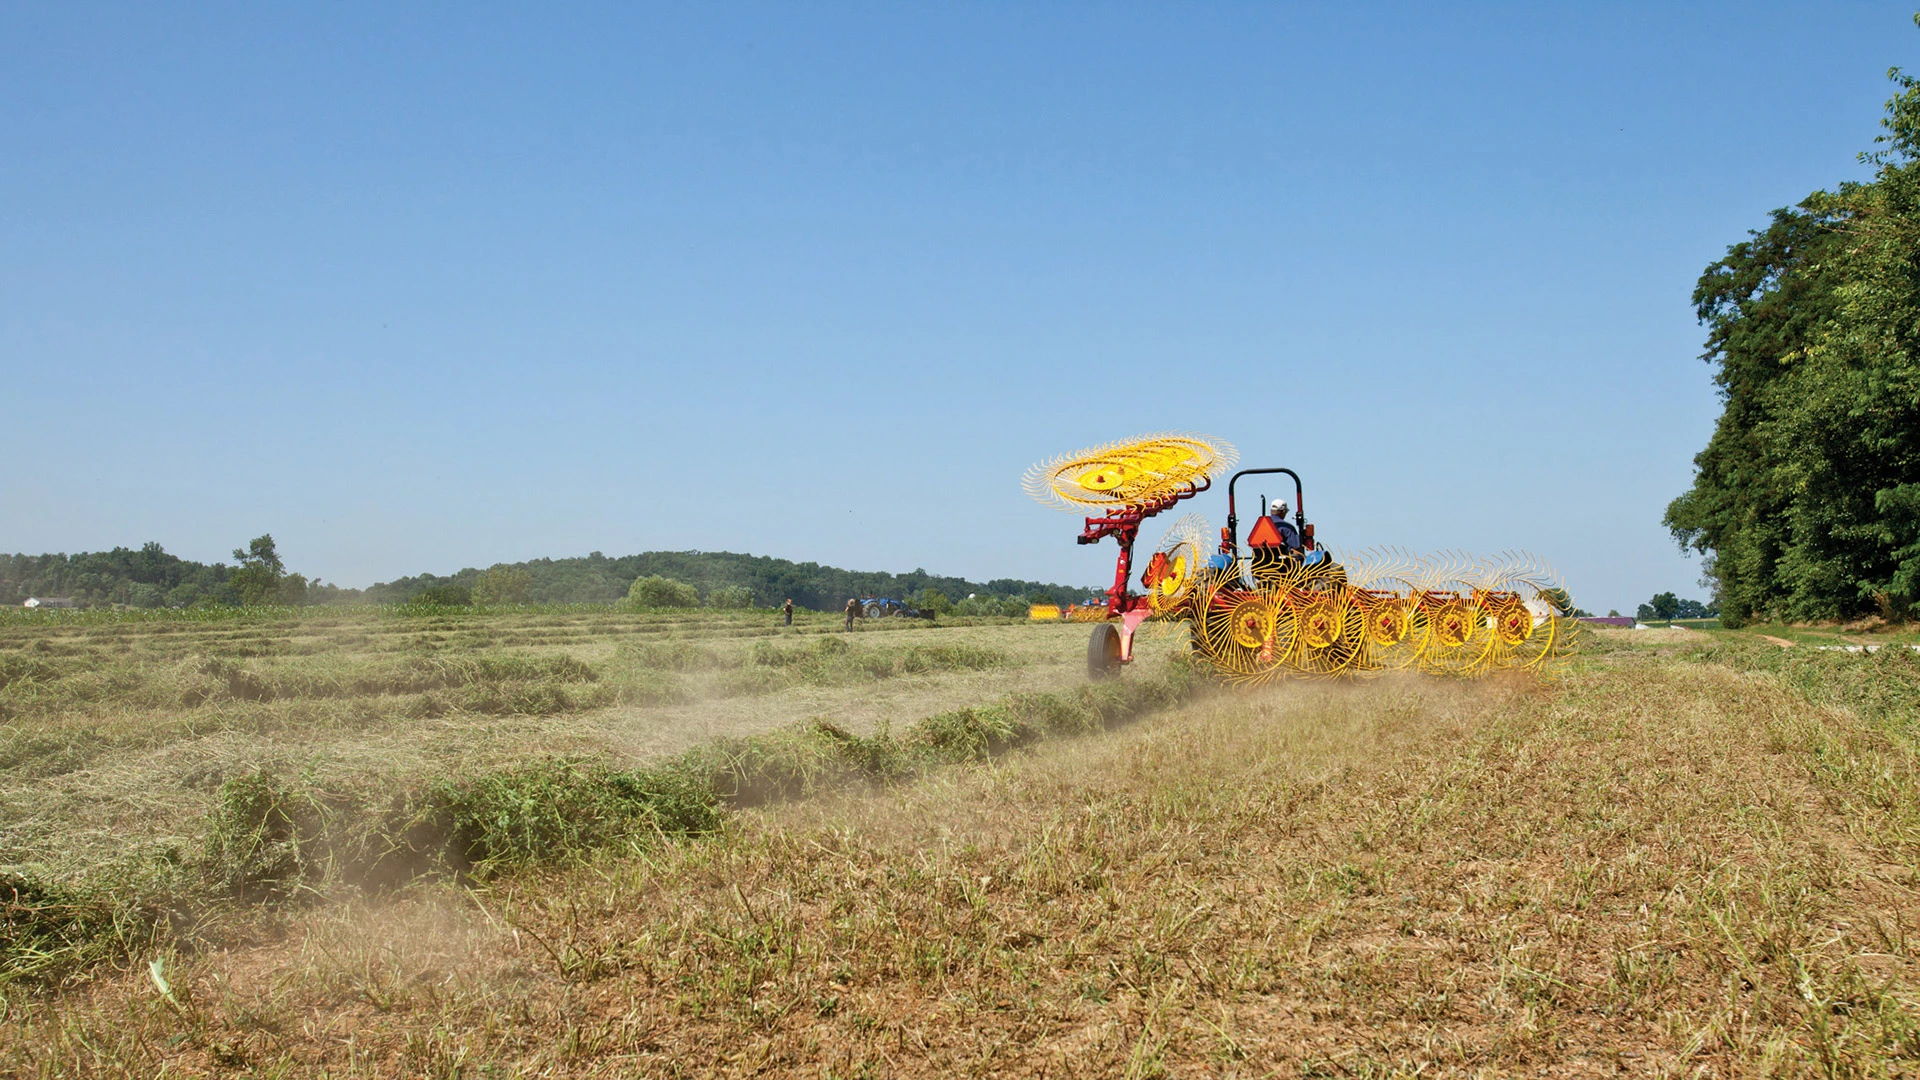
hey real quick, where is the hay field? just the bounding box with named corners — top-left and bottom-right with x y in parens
top-left (8, 614), bottom-right (1920, 1076)
top-left (0, 607), bottom-right (1152, 877)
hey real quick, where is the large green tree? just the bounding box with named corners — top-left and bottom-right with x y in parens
top-left (1667, 48), bottom-right (1920, 623)
top-left (626, 575), bottom-right (699, 609)
top-left (470, 564), bottom-right (532, 605)
top-left (229, 534), bottom-right (304, 607)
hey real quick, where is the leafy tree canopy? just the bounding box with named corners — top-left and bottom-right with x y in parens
top-left (1667, 38), bottom-right (1920, 624)
top-left (412, 584), bottom-right (472, 607)
top-left (706, 584), bottom-right (754, 610)
top-left (230, 534), bottom-right (291, 606)
top-left (470, 565), bottom-right (532, 606)
top-left (1635, 593), bottom-right (1718, 621)
top-left (0, 543), bottom-right (238, 609)
top-left (627, 575), bottom-right (700, 609)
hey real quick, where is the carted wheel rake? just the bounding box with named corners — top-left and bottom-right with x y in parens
top-left (1024, 433), bottom-right (1576, 681)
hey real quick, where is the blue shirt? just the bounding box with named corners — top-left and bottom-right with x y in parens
top-left (1272, 518), bottom-right (1302, 551)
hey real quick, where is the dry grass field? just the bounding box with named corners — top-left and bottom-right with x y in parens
top-left (5, 611), bottom-right (1920, 1076)
top-left (0, 607), bottom-right (1142, 879)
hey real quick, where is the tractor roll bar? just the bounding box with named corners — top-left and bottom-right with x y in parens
top-left (1224, 467), bottom-right (1304, 557)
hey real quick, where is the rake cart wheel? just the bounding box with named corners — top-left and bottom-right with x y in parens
top-left (1088, 622), bottom-right (1123, 679)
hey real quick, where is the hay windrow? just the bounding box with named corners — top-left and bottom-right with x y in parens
top-left (0, 610), bottom-right (1196, 986)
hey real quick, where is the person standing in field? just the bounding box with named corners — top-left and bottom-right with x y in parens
top-left (783, 598), bottom-right (794, 626)
top-left (844, 597), bottom-right (859, 630)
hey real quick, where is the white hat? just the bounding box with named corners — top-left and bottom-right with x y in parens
top-left (1271, 499), bottom-right (1289, 515)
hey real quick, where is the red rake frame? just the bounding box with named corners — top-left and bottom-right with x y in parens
top-left (1074, 478), bottom-right (1210, 663)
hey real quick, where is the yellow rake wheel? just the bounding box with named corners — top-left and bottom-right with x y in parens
top-left (1362, 595), bottom-right (1410, 647)
top-left (1293, 589), bottom-right (1367, 677)
top-left (1226, 593), bottom-right (1275, 650)
top-left (1296, 594), bottom-right (1342, 650)
top-left (1479, 593), bottom-right (1535, 671)
top-left (1163, 551), bottom-right (1190, 597)
top-left (1146, 543), bottom-right (1198, 617)
top-left (1421, 596), bottom-right (1494, 676)
top-left (1194, 583), bottom-right (1296, 681)
top-left (1498, 593), bottom-right (1567, 671)
top-left (1491, 596), bottom-right (1533, 647)
top-left (1023, 433), bottom-right (1238, 511)
top-left (1431, 599), bottom-right (1474, 648)
top-left (1069, 457), bottom-right (1133, 494)
top-left (1354, 592), bottom-right (1420, 671)
top-left (1193, 588), bottom-right (1257, 674)
top-left (1143, 513), bottom-right (1213, 620)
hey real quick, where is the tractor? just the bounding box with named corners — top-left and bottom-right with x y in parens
top-left (1080, 464), bottom-right (1331, 678)
top-left (860, 597), bottom-right (929, 619)
top-left (1025, 433), bottom-right (1572, 682)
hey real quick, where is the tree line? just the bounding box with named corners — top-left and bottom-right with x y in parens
top-left (359, 549), bottom-right (1092, 611)
top-left (1636, 593), bottom-right (1718, 623)
top-left (0, 540), bottom-right (1094, 612)
top-left (1666, 39), bottom-right (1920, 626)
top-left (0, 538), bottom-right (351, 609)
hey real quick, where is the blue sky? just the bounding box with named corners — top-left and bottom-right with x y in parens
top-left (2, 3), bottom-right (1912, 611)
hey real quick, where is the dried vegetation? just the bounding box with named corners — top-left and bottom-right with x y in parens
top-left (6, 614), bottom-right (1920, 1076)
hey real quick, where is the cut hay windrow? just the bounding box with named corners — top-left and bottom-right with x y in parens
top-left (0, 654), bottom-right (1204, 986)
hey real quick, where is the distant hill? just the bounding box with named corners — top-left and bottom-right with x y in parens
top-left (364, 550), bottom-right (1096, 610)
top-left (1, 544), bottom-right (1096, 611)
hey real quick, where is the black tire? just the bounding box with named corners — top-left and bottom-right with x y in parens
top-left (864, 602), bottom-right (884, 618)
top-left (1088, 622), bottom-right (1122, 679)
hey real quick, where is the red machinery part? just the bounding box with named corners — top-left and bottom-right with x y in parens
top-left (1076, 481), bottom-right (1208, 624)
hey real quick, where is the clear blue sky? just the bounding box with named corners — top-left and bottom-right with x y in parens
top-left (2, 3), bottom-right (1912, 611)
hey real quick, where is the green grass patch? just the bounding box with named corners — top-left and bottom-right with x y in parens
top-left (197, 759), bottom-right (725, 903)
top-left (1, 871), bottom-right (173, 986)
top-left (1695, 637), bottom-right (1920, 736)
top-left (713, 637), bottom-right (1009, 695)
top-left (0, 650), bottom-right (606, 719)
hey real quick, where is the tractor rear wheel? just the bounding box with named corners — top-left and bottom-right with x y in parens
top-left (864, 602), bottom-right (884, 618)
top-left (1087, 623), bottom-right (1122, 679)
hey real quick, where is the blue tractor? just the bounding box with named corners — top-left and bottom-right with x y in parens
top-left (860, 597), bottom-right (930, 619)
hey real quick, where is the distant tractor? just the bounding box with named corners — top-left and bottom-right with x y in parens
top-left (860, 597), bottom-right (929, 619)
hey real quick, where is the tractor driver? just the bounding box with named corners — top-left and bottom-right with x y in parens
top-left (1268, 499), bottom-right (1304, 554)
top-left (1272, 498), bottom-right (1335, 568)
